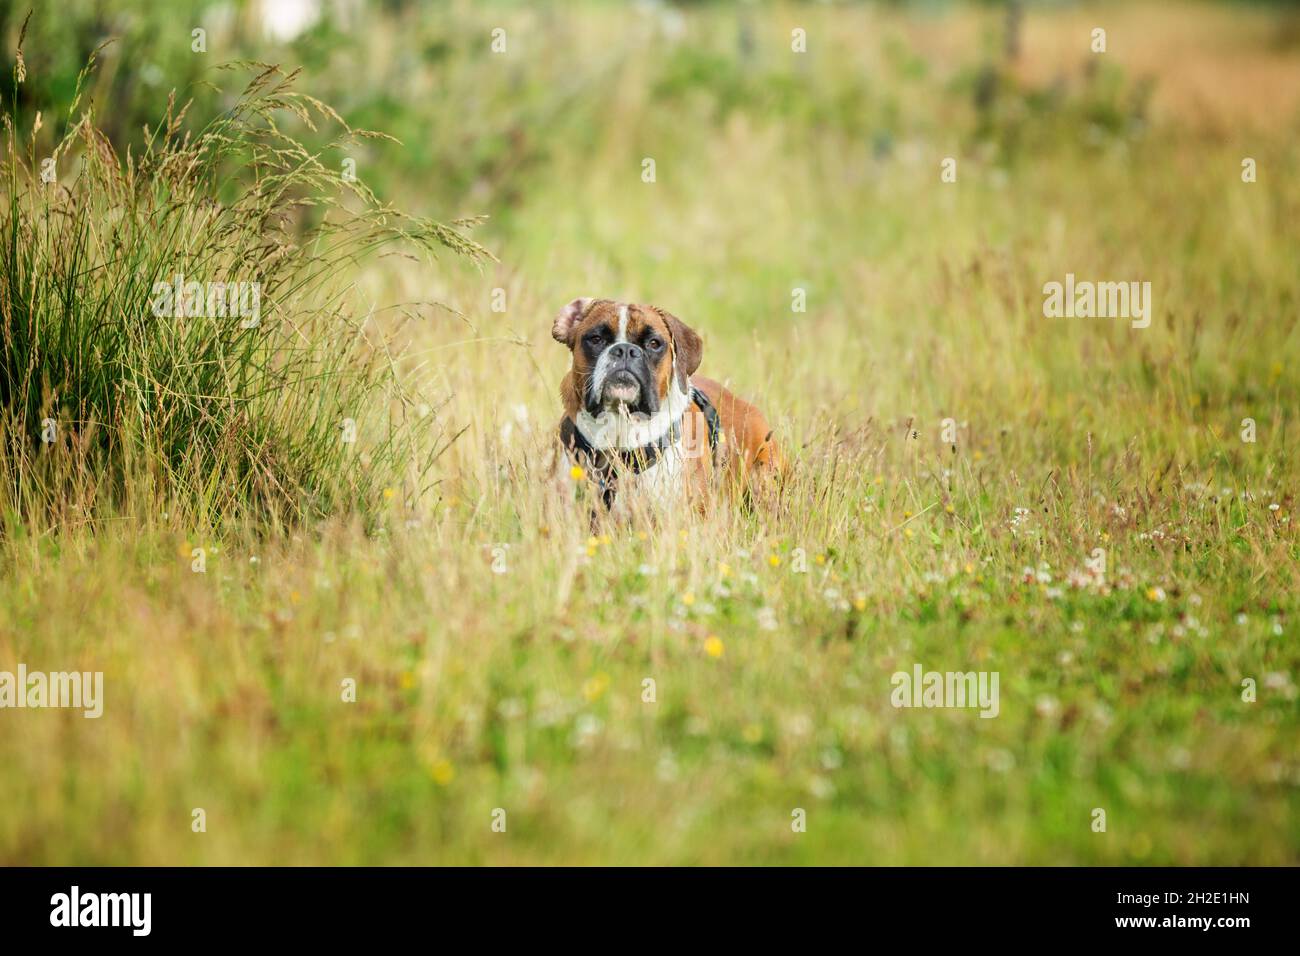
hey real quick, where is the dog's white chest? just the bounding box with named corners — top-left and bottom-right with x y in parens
top-left (611, 443), bottom-right (686, 515)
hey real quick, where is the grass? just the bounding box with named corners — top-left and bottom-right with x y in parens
top-left (0, 0), bottom-right (1298, 865)
top-left (1, 36), bottom-right (489, 527)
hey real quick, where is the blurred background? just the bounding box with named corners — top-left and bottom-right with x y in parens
top-left (6, 0), bottom-right (1297, 385)
top-left (9, 0), bottom-right (1300, 204)
top-left (7, 0), bottom-right (1296, 429)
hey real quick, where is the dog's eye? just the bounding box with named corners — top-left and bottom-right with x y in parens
top-left (646, 336), bottom-right (664, 352)
top-left (584, 332), bottom-right (605, 347)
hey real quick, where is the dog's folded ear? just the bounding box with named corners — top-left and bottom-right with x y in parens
top-left (654, 307), bottom-right (703, 388)
top-left (552, 297), bottom-right (594, 345)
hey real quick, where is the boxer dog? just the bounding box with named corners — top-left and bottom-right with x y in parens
top-left (551, 297), bottom-right (781, 514)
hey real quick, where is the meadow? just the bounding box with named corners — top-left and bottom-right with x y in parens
top-left (0, 0), bottom-right (1297, 865)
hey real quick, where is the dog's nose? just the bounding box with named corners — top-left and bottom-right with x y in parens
top-left (607, 343), bottom-right (642, 363)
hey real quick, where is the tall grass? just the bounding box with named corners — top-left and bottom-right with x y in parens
top-left (0, 24), bottom-right (490, 529)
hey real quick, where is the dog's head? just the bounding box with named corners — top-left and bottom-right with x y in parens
top-left (552, 298), bottom-right (702, 418)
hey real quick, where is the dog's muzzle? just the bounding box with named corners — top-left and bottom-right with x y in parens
top-left (592, 342), bottom-right (656, 413)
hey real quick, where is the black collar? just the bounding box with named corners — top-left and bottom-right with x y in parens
top-left (561, 386), bottom-right (722, 507)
